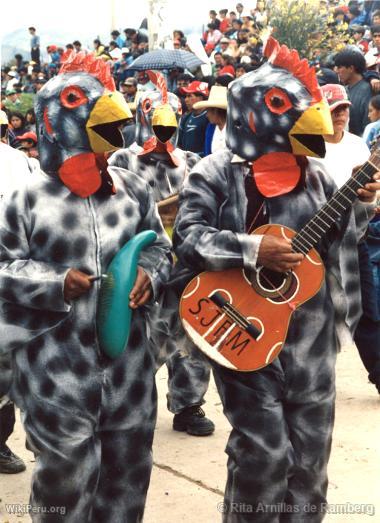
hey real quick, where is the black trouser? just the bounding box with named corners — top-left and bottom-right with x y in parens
top-left (31, 47), bottom-right (40, 65)
top-left (354, 241), bottom-right (380, 384)
top-left (0, 401), bottom-right (15, 449)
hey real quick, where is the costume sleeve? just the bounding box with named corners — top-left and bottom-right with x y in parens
top-left (136, 184), bottom-right (173, 300)
top-left (173, 165), bottom-right (262, 272)
top-left (0, 190), bottom-right (71, 312)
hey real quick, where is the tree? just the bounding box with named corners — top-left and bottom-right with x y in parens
top-left (267, 0), bottom-right (353, 62)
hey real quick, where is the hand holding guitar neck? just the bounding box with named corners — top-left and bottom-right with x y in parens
top-left (257, 235), bottom-right (304, 273)
top-left (356, 171), bottom-right (380, 202)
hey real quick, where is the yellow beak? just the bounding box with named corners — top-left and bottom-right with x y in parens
top-left (86, 91), bottom-right (132, 153)
top-left (289, 99), bottom-right (333, 157)
top-left (152, 104), bottom-right (178, 128)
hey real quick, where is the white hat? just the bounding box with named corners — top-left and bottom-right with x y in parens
top-left (193, 85), bottom-right (227, 110)
top-left (7, 71), bottom-right (17, 77)
top-left (121, 47), bottom-right (130, 54)
top-left (365, 50), bottom-right (380, 68)
top-left (110, 48), bottom-right (122, 59)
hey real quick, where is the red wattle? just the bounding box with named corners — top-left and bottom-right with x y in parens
top-left (252, 152), bottom-right (301, 198)
top-left (58, 153), bottom-right (103, 198)
top-left (138, 136), bottom-right (180, 167)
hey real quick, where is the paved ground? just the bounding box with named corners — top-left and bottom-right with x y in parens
top-left (0, 343), bottom-right (379, 522)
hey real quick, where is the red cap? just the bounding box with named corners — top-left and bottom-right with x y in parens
top-left (180, 81), bottom-right (209, 98)
top-left (16, 132), bottom-right (38, 143)
top-left (321, 84), bottom-right (351, 111)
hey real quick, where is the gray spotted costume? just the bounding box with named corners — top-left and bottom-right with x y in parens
top-left (173, 150), bottom-right (362, 523)
top-left (110, 84), bottom-right (211, 415)
top-left (171, 39), bottom-right (364, 522)
top-left (0, 169), bottom-right (171, 522)
top-left (0, 55), bottom-right (172, 523)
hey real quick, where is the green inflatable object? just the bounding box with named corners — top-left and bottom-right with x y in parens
top-left (97, 230), bottom-right (157, 358)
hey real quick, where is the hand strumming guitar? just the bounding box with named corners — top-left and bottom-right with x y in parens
top-left (257, 236), bottom-right (304, 273)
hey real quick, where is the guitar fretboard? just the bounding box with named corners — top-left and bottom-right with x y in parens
top-left (292, 157), bottom-right (378, 255)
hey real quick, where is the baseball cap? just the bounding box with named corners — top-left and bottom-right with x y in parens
top-left (124, 77), bottom-right (137, 86)
top-left (220, 37), bottom-right (230, 44)
top-left (180, 81), bottom-right (209, 97)
top-left (321, 84), bottom-right (351, 111)
top-left (16, 132), bottom-right (38, 143)
top-left (316, 68), bottom-right (339, 87)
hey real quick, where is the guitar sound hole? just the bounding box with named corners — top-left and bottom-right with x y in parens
top-left (258, 268), bottom-right (287, 291)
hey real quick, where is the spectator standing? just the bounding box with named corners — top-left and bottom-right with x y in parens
top-left (351, 25), bottom-right (369, 53)
top-left (208, 10), bottom-right (221, 30)
top-left (8, 111), bottom-right (27, 147)
top-left (236, 2), bottom-right (244, 20)
top-left (93, 39), bottom-right (105, 57)
top-left (205, 23), bottom-right (222, 54)
top-left (0, 110), bottom-right (30, 475)
top-left (316, 84), bottom-right (380, 395)
top-left (218, 54), bottom-right (236, 78)
top-left (111, 30), bottom-right (125, 48)
top-left (363, 94), bottom-right (380, 147)
top-left (334, 48), bottom-right (372, 135)
top-left (225, 18), bottom-right (243, 39)
top-left (5, 71), bottom-right (18, 92)
top-left (178, 81), bottom-right (209, 156)
top-left (218, 9), bottom-right (231, 34)
top-left (28, 27), bottom-right (40, 65)
top-left (25, 108), bottom-right (36, 133)
top-left (121, 77), bottom-right (137, 103)
top-left (193, 85), bottom-right (227, 156)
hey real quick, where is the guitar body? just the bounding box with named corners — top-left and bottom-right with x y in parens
top-left (180, 224), bottom-right (325, 371)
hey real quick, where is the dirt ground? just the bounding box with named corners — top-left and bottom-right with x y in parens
top-left (0, 343), bottom-right (379, 522)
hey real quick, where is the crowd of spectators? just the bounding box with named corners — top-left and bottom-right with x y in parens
top-left (3, 1), bottom-right (380, 157)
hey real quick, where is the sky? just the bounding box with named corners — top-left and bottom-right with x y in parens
top-left (1, 0), bottom-right (245, 40)
top-left (1, 0), bottom-right (249, 64)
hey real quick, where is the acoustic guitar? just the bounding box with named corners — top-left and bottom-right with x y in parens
top-left (180, 152), bottom-right (379, 372)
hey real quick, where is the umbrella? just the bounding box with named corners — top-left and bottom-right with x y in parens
top-left (127, 49), bottom-right (205, 71)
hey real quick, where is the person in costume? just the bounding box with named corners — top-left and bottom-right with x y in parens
top-left (0, 52), bottom-right (171, 522)
top-left (171, 38), bottom-right (380, 521)
top-left (109, 71), bottom-right (215, 436)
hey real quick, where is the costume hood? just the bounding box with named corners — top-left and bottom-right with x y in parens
top-left (226, 37), bottom-right (333, 197)
top-left (35, 51), bottom-right (132, 197)
top-left (135, 71), bottom-right (182, 166)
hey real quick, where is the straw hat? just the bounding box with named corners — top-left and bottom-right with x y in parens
top-left (193, 85), bottom-right (227, 111)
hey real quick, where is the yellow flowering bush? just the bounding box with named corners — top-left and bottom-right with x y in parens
top-left (267, 0), bottom-right (353, 61)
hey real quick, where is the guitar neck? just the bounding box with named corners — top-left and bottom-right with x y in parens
top-left (292, 160), bottom-right (377, 255)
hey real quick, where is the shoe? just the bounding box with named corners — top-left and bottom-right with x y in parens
top-left (173, 405), bottom-right (215, 436)
top-left (0, 445), bottom-right (26, 474)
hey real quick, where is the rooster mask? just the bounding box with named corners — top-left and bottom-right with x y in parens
top-left (135, 71), bottom-right (182, 166)
top-left (226, 37), bottom-right (333, 197)
top-left (35, 51), bottom-right (132, 197)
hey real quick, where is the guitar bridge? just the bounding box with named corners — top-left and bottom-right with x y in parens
top-left (209, 292), bottom-right (261, 340)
